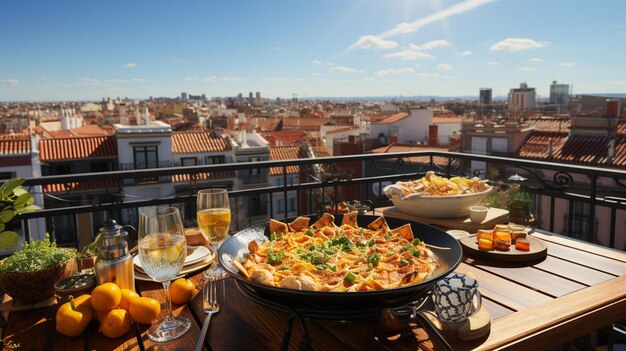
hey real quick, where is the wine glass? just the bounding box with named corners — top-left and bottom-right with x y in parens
top-left (196, 188), bottom-right (231, 278)
top-left (138, 207), bottom-right (191, 342)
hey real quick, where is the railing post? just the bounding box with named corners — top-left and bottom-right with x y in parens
top-left (588, 175), bottom-right (597, 243)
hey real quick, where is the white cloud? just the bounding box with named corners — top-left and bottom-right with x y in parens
top-left (124, 63), bottom-right (137, 68)
top-left (490, 38), bottom-right (547, 52)
top-left (329, 66), bottom-right (364, 73)
top-left (409, 39), bottom-right (450, 51)
top-left (132, 78), bottom-right (147, 82)
top-left (487, 61), bottom-right (499, 65)
top-left (417, 72), bottom-right (440, 79)
top-left (383, 50), bottom-right (434, 60)
top-left (461, 50), bottom-right (472, 56)
top-left (517, 66), bottom-right (537, 71)
top-left (529, 57), bottom-right (543, 62)
top-left (349, 35), bottom-right (398, 50)
top-left (105, 79), bottom-right (129, 83)
top-left (186, 77), bottom-right (198, 81)
top-left (378, 0), bottom-right (495, 38)
top-left (326, 62), bottom-right (334, 66)
top-left (559, 62), bottom-right (576, 67)
top-left (79, 77), bottom-right (102, 84)
top-left (204, 76), bottom-right (243, 82)
top-left (437, 63), bottom-right (453, 71)
top-left (375, 67), bottom-right (416, 75)
top-left (606, 81), bottom-right (626, 85)
top-left (312, 59), bottom-right (322, 65)
top-left (265, 77), bottom-right (289, 81)
top-left (2, 79), bottom-right (19, 85)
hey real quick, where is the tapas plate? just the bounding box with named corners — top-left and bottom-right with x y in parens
top-left (459, 234), bottom-right (547, 262)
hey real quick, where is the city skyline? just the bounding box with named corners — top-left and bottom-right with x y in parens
top-left (1, 0), bottom-right (625, 101)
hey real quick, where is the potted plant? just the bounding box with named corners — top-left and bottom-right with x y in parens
top-left (77, 233), bottom-right (101, 270)
top-left (0, 178), bottom-right (41, 252)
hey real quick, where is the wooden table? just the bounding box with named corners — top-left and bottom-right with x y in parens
top-left (2, 229), bottom-right (625, 351)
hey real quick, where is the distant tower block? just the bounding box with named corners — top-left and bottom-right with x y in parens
top-left (479, 88), bottom-right (492, 105)
top-left (256, 91), bottom-right (261, 100)
top-left (181, 92), bottom-right (188, 101)
top-left (292, 93), bottom-right (298, 102)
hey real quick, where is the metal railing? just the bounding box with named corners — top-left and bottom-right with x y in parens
top-left (13, 151), bottom-right (626, 250)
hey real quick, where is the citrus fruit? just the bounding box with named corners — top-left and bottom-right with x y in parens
top-left (129, 297), bottom-right (161, 324)
top-left (170, 278), bottom-right (195, 304)
top-left (100, 308), bottom-right (131, 339)
top-left (118, 289), bottom-right (140, 311)
top-left (91, 282), bottom-right (122, 312)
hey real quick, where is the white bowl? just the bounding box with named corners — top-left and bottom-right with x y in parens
top-left (469, 206), bottom-right (489, 223)
top-left (383, 184), bottom-right (492, 219)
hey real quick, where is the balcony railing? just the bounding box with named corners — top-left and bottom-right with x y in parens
top-left (119, 161), bottom-right (172, 184)
top-left (12, 151), bottom-right (626, 251)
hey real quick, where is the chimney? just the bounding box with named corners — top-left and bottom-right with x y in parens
top-left (607, 138), bottom-right (615, 165)
top-left (428, 125), bottom-right (438, 146)
top-left (389, 135), bottom-right (398, 144)
top-left (607, 99), bottom-right (620, 119)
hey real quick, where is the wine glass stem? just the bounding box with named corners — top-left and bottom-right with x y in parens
top-left (161, 280), bottom-right (175, 324)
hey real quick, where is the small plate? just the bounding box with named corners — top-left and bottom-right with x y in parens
top-left (134, 256), bottom-right (213, 282)
top-left (185, 246), bottom-right (212, 265)
top-left (459, 234), bottom-right (547, 262)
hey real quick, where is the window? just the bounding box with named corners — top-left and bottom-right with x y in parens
top-left (249, 194), bottom-right (267, 216)
top-left (277, 199), bottom-right (285, 213)
top-left (250, 157), bottom-right (259, 176)
top-left (133, 146), bottom-right (158, 169)
top-left (276, 178), bottom-right (283, 186)
top-left (90, 161), bottom-right (111, 173)
top-left (50, 163), bottom-right (72, 175)
top-left (288, 197), bottom-right (296, 212)
top-left (571, 201), bottom-right (592, 238)
top-left (205, 155), bottom-right (225, 165)
top-left (181, 157), bottom-right (197, 166)
top-left (0, 172), bottom-right (15, 180)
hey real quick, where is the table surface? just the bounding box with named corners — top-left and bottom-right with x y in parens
top-left (2, 225), bottom-right (626, 351)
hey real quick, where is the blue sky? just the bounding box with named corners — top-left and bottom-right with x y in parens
top-left (1, 0), bottom-right (625, 101)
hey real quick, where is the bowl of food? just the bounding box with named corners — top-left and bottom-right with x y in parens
top-left (0, 236), bottom-right (77, 304)
top-left (54, 273), bottom-right (96, 304)
top-left (384, 171), bottom-right (492, 219)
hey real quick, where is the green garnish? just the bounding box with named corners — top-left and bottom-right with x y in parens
top-left (357, 240), bottom-right (368, 247)
top-left (0, 235), bottom-right (76, 273)
top-left (367, 239), bottom-right (376, 246)
top-left (278, 265), bottom-right (291, 271)
top-left (270, 232), bottom-right (277, 241)
top-left (410, 248), bottom-right (420, 257)
top-left (305, 229), bottom-right (314, 236)
top-left (399, 259), bottom-right (409, 266)
top-left (267, 249), bottom-right (283, 264)
top-left (367, 252), bottom-right (381, 266)
top-left (412, 238), bottom-right (421, 246)
top-left (344, 271), bottom-right (357, 283)
top-left (402, 244), bottom-right (412, 251)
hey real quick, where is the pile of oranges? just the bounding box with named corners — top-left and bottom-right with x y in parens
top-left (56, 278), bottom-right (196, 338)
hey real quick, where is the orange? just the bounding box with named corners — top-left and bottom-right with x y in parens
top-left (170, 278), bottom-right (196, 304)
top-left (100, 308), bottom-right (131, 339)
top-left (129, 297), bottom-right (161, 324)
top-left (118, 289), bottom-right (140, 311)
top-left (91, 282), bottom-right (122, 312)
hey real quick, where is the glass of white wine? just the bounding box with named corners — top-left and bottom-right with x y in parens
top-left (138, 206), bottom-right (191, 342)
top-left (196, 188), bottom-right (231, 278)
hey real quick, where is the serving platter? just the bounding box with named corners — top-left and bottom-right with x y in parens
top-left (459, 234), bottom-right (547, 262)
top-left (218, 214), bottom-right (463, 309)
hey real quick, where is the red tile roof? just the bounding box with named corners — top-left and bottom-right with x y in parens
top-left (172, 131), bottom-right (231, 153)
top-left (525, 118), bottom-right (570, 132)
top-left (325, 126), bottom-right (359, 135)
top-left (269, 145), bottom-right (327, 175)
top-left (372, 112), bottom-right (409, 125)
top-left (282, 117), bottom-right (327, 130)
top-left (172, 171), bottom-right (235, 183)
top-left (0, 134), bottom-right (30, 155)
top-left (519, 132), bottom-right (626, 168)
top-left (270, 146), bottom-right (301, 175)
top-left (39, 136), bottom-right (118, 161)
top-left (260, 130), bottom-right (307, 146)
top-left (43, 180), bottom-right (121, 193)
top-left (368, 143), bottom-right (450, 167)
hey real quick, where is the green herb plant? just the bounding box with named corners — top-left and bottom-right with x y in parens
top-left (0, 178), bottom-right (41, 251)
top-left (0, 234), bottom-right (76, 273)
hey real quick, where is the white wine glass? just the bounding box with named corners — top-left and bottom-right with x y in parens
top-left (138, 207), bottom-right (191, 342)
top-left (196, 188), bottom-right (231, 278)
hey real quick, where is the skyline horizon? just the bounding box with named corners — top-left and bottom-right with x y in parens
top-left (2, 0), bottom-right (626, 101)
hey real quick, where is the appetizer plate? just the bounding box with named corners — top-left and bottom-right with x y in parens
top-left (459, 234), bottom-right (547, 262)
